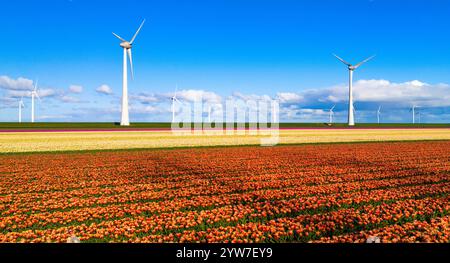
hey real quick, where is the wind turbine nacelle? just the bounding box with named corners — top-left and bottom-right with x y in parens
top-left (120, 42), bottom-right (132, 49)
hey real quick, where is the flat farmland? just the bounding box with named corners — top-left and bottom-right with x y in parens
top-left (1, 128), bottom-right (450, 153)
top-left (0, 141), bottom-right (449, 243)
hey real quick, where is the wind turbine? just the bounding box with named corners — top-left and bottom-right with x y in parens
top-left (30, 81), bottom-right (41, 123)
top-left (18, 97), bottom-right (25, 123)
top-left (377, 106), bottom-right (381, 124)
top-left (171, 85), bottom-right (181, 123)
top-left (113, 19), bottom-right (146, 126)
top-left (411, 105), bottom-right (420, 124)
top-left (333, 54), bottom-right (375, 126)
top-left (328, 105), bottom-right (336, 124)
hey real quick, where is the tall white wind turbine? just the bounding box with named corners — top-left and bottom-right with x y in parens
top-left (171, 86), bottom-right (181, 123)
top-left (333, 54), bottom-right (375, 126)
top-left (30, 81), bottom-right (41, 123)
top-left (18, 97), bottom-right (25, 123)
top-left (328, 105), bottom-right (336, 124)
top-left (377, 106), bottom-right (381, 124)
top-left (113, 19), bottom-right (146, 126)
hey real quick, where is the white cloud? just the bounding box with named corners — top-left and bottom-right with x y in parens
top-left (130, 105), bottom-right (162, 114)
top-left (0, 97), bottom-right (16, 108)
top-left (69, 85), bottom-right (83, 93)
top-left (231, 92), bottom-right (272, 102)
top-left (297, 108), bottom-right (328, 115)
top-left (352, 80), bottom-right (450, 107)
top-left (279, 105), bottom-right (330, 122)
top-left (0, 76), bottom-right (34, 90)
top-left (277, 92), bottom-right (303, 103)
top-left (96, 84), bottom-right (113, 95)
top-left (406, 80), bottom-right (427, 87)
top-left (7, 88), bottom-right (56, 98)
top-left (61, 95), bottom-right (80, 103)
top-left (279, 79), bottom-right (450, 108)
top-left (131, 93), bottom-right (160, 104)
top-left (37, 89), bottom-right (56, 98)
top-left (173, 89), bottom-right (222, 103)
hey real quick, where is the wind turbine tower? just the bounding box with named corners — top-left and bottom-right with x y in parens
top-left (171, 86), bottom-right (180, 123)
top-left (377, 106), bottom-right (381, 124)
top-left (329, 105), bottom-right (336, 124)
top-left (18, 97), bottom-right (25, 123)
top-left (113, 19), bottom-right (146, 126)
top-left (411, 105), bottom-right (420, 124)
top-left (333, 54), bottom-right (375, 126)
top-left (30, 81), bottom-right (41, 123)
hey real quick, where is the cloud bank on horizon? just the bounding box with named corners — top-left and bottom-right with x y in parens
top-left (1, 75), bottom-right (449, 123)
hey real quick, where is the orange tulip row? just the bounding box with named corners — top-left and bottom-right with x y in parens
top-left (315, 215), bottom-right (450, 243)
top-left (1, 181), bottom-right (448, 242)
top-left (1, 193), bottom-right (446, 243)
top-left (0, 141), bottom-right (449, 242)
top-left (2, 166), bottom-right (447, 218)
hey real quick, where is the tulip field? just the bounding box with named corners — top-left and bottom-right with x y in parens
top-left (0, 141), bottom-right (449, 243)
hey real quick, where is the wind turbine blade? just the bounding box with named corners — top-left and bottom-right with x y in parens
top-left (174, 84), bottom-right (178, 98)
top-left (36, 92), bottom-right (41, 102)
top-left (127, 49), bottom-right (134, 80)
top-left (112, 32), bottom-right (126, 42)
top-left (333, 54), bottom-right (351, 66)
top-left (34, 79), bottom-right (38, 91)
top-left (331, 105), bottom-right (336, 111)
top-left (130, 19), bottom-right (146, 44)
top-left (354, 55), bottom-right (376, 69)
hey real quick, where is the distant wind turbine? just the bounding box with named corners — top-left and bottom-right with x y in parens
top-left (410, 105), bottom-right (420, 124)
top-left (333, 54), bottom-right (375, 126)
top-left (30, 80), bottom-right (41, 123)
top-left (18, 97), bottom-right (25, 123)
top-left (328, 105), bottom-right (336, 124)
top-left (171, 85), bottom-right (181, 123)
top-left (113, 19), bottom-right (146, 126)
top-left (377, 106), bottom-right (381, 124)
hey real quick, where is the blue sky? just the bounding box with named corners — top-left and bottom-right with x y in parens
top-left (1, 0), bottom-right (450, 123)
